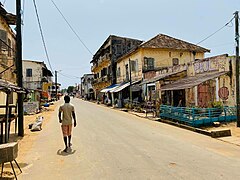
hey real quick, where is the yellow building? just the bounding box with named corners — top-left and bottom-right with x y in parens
top-left (115, 34), bottom-right (209, 104)
top-left (0, 5), bottom-right (17, 112)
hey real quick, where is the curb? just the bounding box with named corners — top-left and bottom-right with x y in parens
top-left (86, 100), bottom-right (232, 139)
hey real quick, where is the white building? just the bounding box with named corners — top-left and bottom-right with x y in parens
top-left (81, 74), bottom-right (94, 100)
top-left (22, 60), bottom-right (53, 90)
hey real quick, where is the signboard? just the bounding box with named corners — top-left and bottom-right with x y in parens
top-left (218, 87), bottom-right (229, 100)
top-left (23, 102), bottom-right (39, 114)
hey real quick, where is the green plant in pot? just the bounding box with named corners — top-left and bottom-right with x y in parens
top-left (210, 101), bottom-right (223, 117)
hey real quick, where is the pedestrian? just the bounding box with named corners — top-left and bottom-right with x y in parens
top-left (58, 95), bottom-right (77, 152)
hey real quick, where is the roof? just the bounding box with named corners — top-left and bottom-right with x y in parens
top-left (140, 34), bottom-right (210, 53)
top-left (161, 71), bottom-right (228, 91)
top-left (100, 84), bottom-right (120, 93)
top-left (116, 34), bottom-right (210, 63)
top-left (111, 80), bottom-right (141, 93)
top-left (91, 35), bottom-right (142, 63)
top-left (140, 70), bottom-right (187, 85)
top-left (0, 79), bottom-right (26, 93)
top-left (0, 3), bottom-right (16, 25)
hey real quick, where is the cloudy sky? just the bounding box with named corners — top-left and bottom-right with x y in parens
top-left (2, 0), bottom-right (240, 88)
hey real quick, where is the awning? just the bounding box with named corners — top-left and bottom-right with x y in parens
top-left (0, 79), bottom-right (26, 93)
top-left (161, 71), bottom-right (228, 91)
top-left (100, 84), bottom-right (120, 93)
top-left (112, 80), bottom-right (141, 93)
top-left (140, 70), bottom-right (186, 85)
top-left (131, 84), bottom-right (142, 92)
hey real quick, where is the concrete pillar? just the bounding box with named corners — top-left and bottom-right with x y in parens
top-left (216, 78), bottom-right (219, 101)
top-left (194, 86), bottom-right (198, 106)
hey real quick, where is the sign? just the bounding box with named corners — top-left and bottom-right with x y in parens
top-left (218, 87), bottom-right (229, 100)
top-left (23, 102), bottom-right (39, 114)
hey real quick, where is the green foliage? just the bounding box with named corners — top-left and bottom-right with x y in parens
top-left (67, 86), bottom-right (74, 93)
top-left (210, 101), bottom-right (223, 109)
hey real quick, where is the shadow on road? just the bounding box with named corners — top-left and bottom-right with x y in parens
top-left (57, 149), bottom-right (76, 156)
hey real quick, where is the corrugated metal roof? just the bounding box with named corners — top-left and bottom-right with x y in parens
top-left (140, 70), bottom-right (186, 85)
top-left (100, 84), bottom-right (120, 93)
top-left (161, 71), bottom-right (228, 91)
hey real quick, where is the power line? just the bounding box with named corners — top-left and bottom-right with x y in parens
top-left (32, 0), bottom-right (54, 74)
top-left (197, 16), bottom-right (235, 45)
top-left (50, 0), bottom-right (93, 55)
top-left (58, 71), bottom-right (80, 79)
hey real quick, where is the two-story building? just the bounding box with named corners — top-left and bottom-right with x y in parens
top-left (22, 60), bottom-right (53, 102)
top-left (115, 34), bottom-right (210, 106)
top-left (81, 74), bottom-right (94, 100)
top-left (91, 35), bottom-right (142, 99)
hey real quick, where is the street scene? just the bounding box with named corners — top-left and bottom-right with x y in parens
top-left (0, 0), bottom-right (240, 179)
top-left (18, 98), bottom-right (240, 179)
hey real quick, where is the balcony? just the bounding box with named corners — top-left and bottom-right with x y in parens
top-left (99, 53), bottom-right (110, 63)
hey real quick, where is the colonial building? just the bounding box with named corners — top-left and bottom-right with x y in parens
top-left (80, 74), bottom-right (94, 100)
top-left (161, 54), bottom-right (233, 107)
top-left (0, 3), bottom-right (17, 109)
top-left (91, 35), bottom-right (142, 99)
top-left (115, 34), bottom-right (210, 105)
top-left (22, 60), bottom-right (53, 101)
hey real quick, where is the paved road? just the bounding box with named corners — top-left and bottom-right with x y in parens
top-left (19, 98), bottom-right (240, 180)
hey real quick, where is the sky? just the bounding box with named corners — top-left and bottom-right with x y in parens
top-left (2, 0), bottom-right (240, 88)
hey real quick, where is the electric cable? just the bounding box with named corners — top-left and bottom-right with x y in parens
top-left (197, 16), bottom-right (235, 45)
top-left (50, 0), bottom-right (93, 55)
top-left (33, 0), bottom-right (54, 74)
top-left (58, 71), bottom-right (81, 79)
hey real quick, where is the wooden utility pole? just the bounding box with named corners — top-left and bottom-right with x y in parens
top-left (129, 59), bottom-right (132, 104)
top-left (235, 11), bottom-right (240, 127)
top-left (55, 70), bottom-right (58, 100)
top-left (16, 0), bottom-right (24, 136)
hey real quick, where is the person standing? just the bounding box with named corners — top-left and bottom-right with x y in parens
top-left (58, 95), bottom-right (77, 152)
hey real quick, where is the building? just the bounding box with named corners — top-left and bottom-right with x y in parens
top-left (91, 35), bottom-right (143, 99)
top-left (160, 54), bottom-right (233, 107)
top-left (115, 34), bottom-right (210, 106)
top-left (0, 3), bottom-right (17, 111)
top-left (81, 74), bottom-right (94, 100)
top-left (22, 60), bottom-right (53, 102)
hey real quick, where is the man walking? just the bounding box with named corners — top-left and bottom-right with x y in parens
top-left (58, 95), bottom-right (77, 152)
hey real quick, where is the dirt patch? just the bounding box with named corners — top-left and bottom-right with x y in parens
top-left (1, 101), bottom-right (60, 179)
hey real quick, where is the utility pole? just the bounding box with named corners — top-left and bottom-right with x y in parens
top-left (129, 59), bottom-right (132, 105)
top-left (16, 0), bottom-right (24, 136)
top-left (55, 70), bottom-right (58, 101)
top-left (235, 11), bottom-right (240, 127)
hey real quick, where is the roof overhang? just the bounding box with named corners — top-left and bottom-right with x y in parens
top-left (161, 71), bottom-right (228, 91)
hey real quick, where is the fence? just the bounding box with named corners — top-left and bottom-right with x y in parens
top-left (160, 105), bottom-right (236, 127)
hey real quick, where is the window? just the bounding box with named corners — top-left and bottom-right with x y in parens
top-left (125, 64), bottom-right (129, 81)
top-left (172, 58), bottom-right (179, 66)
top-left (144, 57), bottom-right (154, 70)
top-left (0, 29), bottom-right (7, 52)
top-left (26, 68), bottom-right (32, 77)
top-left (117, 67), bottom-right (121, 77)
top-left (8, 38), bottom-right (11, 57)
top-left (130, 60), bottom-right (137, 72)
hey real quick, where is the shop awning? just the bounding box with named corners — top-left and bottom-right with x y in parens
top-left (100, 84), bottom-right (120, 93)
top-left (161, 71), bottom-right (228, 91)
top-left (0, 79), bottom-right (26, 93)
top-left (140, 70), bottom-right (186, 85)
top-left (112, 80), bottom-right (141, 93)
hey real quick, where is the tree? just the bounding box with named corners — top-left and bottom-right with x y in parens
top-left (67, 86), bottom-right (74, 93)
